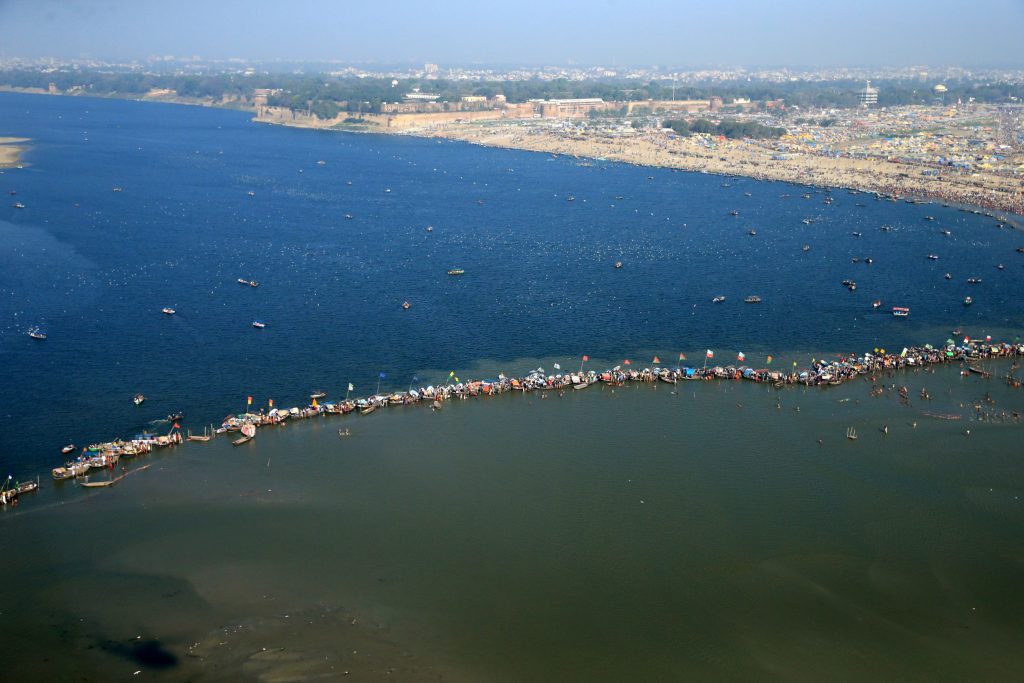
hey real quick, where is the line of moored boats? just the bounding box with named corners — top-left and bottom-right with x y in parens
top-left (4, 335), bottom-right (1022, 510)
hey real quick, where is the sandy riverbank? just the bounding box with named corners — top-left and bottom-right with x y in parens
top-left (410, 122), bottom-right (1024, 219)
top-left (0, 136), bottom-right (28, 168)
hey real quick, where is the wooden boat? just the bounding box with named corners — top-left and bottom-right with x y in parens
top-left (249, 280), bottom-right (259, 287)
top-left (133, 393), bottom-right (146, 405)
top-left (52, 462), bottom-right (90, 480)
top-left (892, 307), bottom-right (910, 318)
top-left (964, 296), bottom-right (973, 306)
top-left (61, 444), bottom-right (76, 455)
top-left (360, 404), bottom-right (377, 415)
top-left (187, 434), bottom-right (211, 442)
top-left (447, 269), bottom-right (465, 276)
top-left (572, 381), bottom-right (591, 390)
top-left (310, 391), bottom-right (327, 400)
top-left (232, 423), bottom-right (256, 446)
top-left (15, 479), bottom-right (39, 495)
top-left (402, 301), bottom-right (411, 310)
top-left (846, 427), bottom-right (858, 440)
top-left (744, 296), bottom-right (762, 303)
top-left (27, 327), bottom-right (47, 340)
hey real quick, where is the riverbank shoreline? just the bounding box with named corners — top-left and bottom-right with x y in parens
top-left (2, 90), bottom-right (1020, 219)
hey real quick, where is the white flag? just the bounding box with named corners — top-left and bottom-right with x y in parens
top-left (553, 363), bottom-right (561, 370)
top-left (348, 383), bottom-right (354, 391)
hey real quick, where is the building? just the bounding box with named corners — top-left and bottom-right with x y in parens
top-left (858, 80), bottom-right (879, 107)
top-left (404, 89), bottom-right (441, 102)
top-left (709, 96), bottom-right (723, 112)
top-left (532, 98), bottom-right (606, 118)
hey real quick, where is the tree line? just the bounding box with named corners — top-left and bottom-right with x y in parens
top-left (1, 68), bottom-right (1022, 119)
top-left (663, 118), bottom-right (787, 140)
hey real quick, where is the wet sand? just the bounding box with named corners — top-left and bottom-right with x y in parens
top-left (0, 136), bottom-right (28, 167)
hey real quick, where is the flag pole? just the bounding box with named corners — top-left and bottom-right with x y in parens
top-left (376, 375), bottom-right (381, 395)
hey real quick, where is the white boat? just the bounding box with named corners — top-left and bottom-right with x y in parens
top-left (892, 307), bottom-right (910, 318)
top-left (252, 321), bottom-right (266, 329)
top-left (162, 307), bottom-right (176, 315)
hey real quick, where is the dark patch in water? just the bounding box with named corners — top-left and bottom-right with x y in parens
top-left (100, 638), bottom-right (178, 669)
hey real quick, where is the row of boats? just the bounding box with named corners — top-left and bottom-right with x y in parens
top-left (9, 335), bottom-right (1021, 510)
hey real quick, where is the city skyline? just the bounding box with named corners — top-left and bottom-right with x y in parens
top-left (1, 0), bottom-right (1023, 68)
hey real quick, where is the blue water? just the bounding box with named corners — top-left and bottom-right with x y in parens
top-left (1, 92), bottom-right (1022, 474)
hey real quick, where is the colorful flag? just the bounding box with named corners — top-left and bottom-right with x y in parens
top-left (348, 383), bottom-right (354, 392)
top-left (247, 396), bottom-right (252, 406)
top-left (624, 359), bottom-right (631, 365)
top-left (448, 371), bottom-right (455, 378)
top-left (767, 355), bottom-right (773, 364)
top-left (454, 376), bottom-right (460, 382)
top-left (963, 337), bottom-right (969, 344)
top-left (679, 352), bottom-right (686, 361)
top-left (582, 355), bottom-right (589, 362)
top-left (737, 351), bottom-right (745, 362)
top-left (653, 356), bottom-right (661, 364)
top-left (706, 349), bottom-right (714, 359)
top-left (312, 398), bottom-right (318, 408)
top-left (268, 398), bottom-right (273, 407)
top-left (985, 335), bottom-right (992, 342)
top-left (172, 422), bottom-right (180, 430)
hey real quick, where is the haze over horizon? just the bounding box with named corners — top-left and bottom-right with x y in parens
top-left (1, 0), bottom-right (1023, 69)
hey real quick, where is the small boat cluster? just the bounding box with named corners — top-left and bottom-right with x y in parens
top-left (49, 432), bottom-right (182, 482)
top-left (7, 335), bottom-right (1022, 511)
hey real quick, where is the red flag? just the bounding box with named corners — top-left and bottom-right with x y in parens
top-left (737, 352), bottom-right (745, 362)
top-left (172, 422), bottom-right (180, 430)
top-left (706, 349), bottom-right (714, 359)
top-left (653, 356), bottom-right (661, 364)
top-left (582, 355), bottom-right (589, 362)
top-left (679, 352), bottom-right (686, 361)
top-left (268, 398), bottom-right (273, 408)
top-left (247, 396), bottom-right (252, 406)
top-left (624, 359), bottom-right (631, 365)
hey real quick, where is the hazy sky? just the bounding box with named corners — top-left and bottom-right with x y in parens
top-left (1, 0), bottom-right (1023, 67)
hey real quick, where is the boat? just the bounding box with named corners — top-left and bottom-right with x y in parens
top-left (447, 269), bottom-right (465, 276)
top-left (12, 202), bottom-right (25, 209)
top-left (52, 462), bottom-right (90, 480)
top-left (851, 231), bottom-right (862, 237)
top-left (237, 278), bottom-right (250, 285)
top-left (941, 229), bottom-right (952, 236)
top-left (112, 187), bottom-right (123, 193)
top-left (944, 273), bottom-right (952, 280)
top-left (360, 403), bottom-right (377, 415)
top-left (964, 296), bottom-right (973, 306)
top-left (426, 226), bottom-right (434, 232)
top-left (15, 480), bottom-right (39, 495)
top-left (27, 327), bottom-right (47, 340)
top-left (162, 307), bottom-right (176, 315)
top-left (61, 444), bottom-right (76, 455)
top-left (712, 296), bottom-right (726, 303)
top-left (872, 300), bottom-right (882, 309)
top-left (729, 210), bottom-right (739, 216)
top-left (927, 254), bottom-right (939, 260)
top-left (802, 245), bottom-right (810, 252)
top-left (249, 280), bottom-right (259, 287)
top-left (252, 320), bottom-right (266, 329)
top-left (573, 381), bottom-right (591, 390)
top-left (614, 261), bottom-right (622, 269)
top-left (344, 213), bottom-right (354, 220)
top-left (167, 412), bottom-right (184, 422)
top-left (401, 301), bottom-right (411, 310)
top-left (996, 264), bottom-right (1005, 271)
top-left (967, 277), bottom-right (982, 284)
top-left (133, 393), bottom-right (145, 405)
top-left (232, 423), bottom-right (256, 446)
top-left (247, 191), bottom-right (256, 197)
top-left (744, 296), bottom-right (762, 303)
top-left (846, 427), bottom-right (858, 440)
top-left (892, 307), bottom-right (910, 318)
top-left (924, 216), bottom-right (935, 221)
